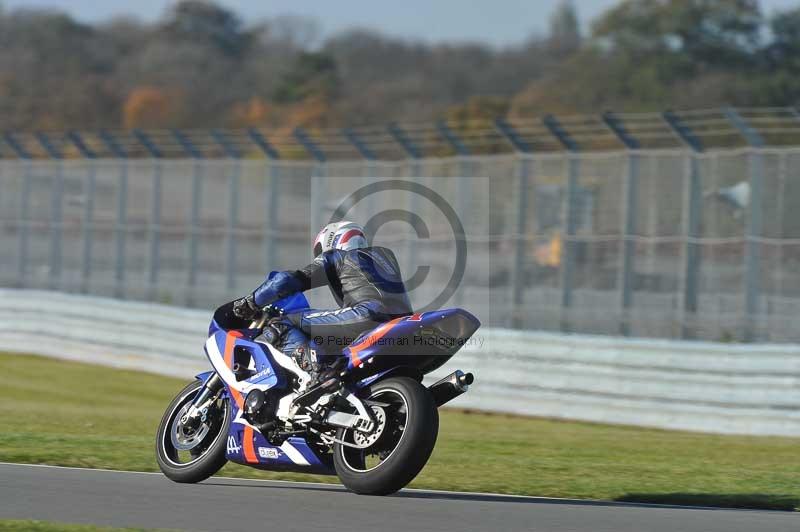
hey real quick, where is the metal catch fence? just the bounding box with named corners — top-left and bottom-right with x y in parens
top-left (1, 107), bottom-right (799, 343)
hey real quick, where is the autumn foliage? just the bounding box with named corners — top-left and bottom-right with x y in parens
top-left (123, 87), bottom-right (182, 129)
top-left (1, 0), bottom-right (800, 133)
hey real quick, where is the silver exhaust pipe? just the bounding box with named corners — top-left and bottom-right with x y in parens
top-left (428, 370), bottom-right (474, 407)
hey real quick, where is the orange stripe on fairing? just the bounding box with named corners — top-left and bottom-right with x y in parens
top-left (348, 316), bottom-right (405, 367)
top-left (229, 387), bottom-right (244, 409)
top-left (224, 330), bottom-right (256, 463)
top-left (223, 330), bottom-right (243, 366)
top-left (408, 313), bottom-right (423, 321)
top-left (243, 425), bottom-right (258, 463)
top-left (223, 331), bottom-right (244, 408)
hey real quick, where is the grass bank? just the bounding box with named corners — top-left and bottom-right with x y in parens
top-left (1, 353), bottom-right (798, 510)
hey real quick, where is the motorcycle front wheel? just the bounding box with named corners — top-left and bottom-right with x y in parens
top-left (155, 379), bottom-right (231, 483)
top-left (333, 376), bottom-right (439, 495)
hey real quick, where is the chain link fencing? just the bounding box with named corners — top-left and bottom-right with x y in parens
top-left (1, 147), bottom-right (798, 342)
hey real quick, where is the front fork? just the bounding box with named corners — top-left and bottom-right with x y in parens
top-left (182, 373), bottom-right (224, 429)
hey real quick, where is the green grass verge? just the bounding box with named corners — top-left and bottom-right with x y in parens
top-left (1, 352), bottom-right (799, 511)
top-left (0, 520), bottom-right (175, 532)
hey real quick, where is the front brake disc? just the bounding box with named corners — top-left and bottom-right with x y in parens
top-left (171, 403), bottom-right (211, 451)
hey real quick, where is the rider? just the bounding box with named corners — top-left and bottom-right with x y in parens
top-left (233, 221), bottom-right (413, 385)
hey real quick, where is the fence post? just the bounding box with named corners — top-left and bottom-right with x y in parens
top-left (68, 131), bottom-right (96, 294)
top-left (131, 130), bottom-right (162, 301)
top-left (544, 114), bottom-right (580, 333)
top-left (265, 161), bottom-right (281, 270)
top-left (173, 129), bottom-right (204, 306)
top-left (6, 133), bottom-right (32, 288)
top-left (98, 130), bottom-right (129, 299)
top-left (36, 132), bottom-right (64, 291)
top-left (602, 112), bottom-right (641, 336)
top-left (437, 120), bottom-right (471, 307)
top-left (495, 118), bottom-right (532, 329)
top-left (343, 128), bottom-right (378, 231)
top-left (212, 130), bottom-right (242, 292)
top-left (723, 107), bottom-right (765, 342)
top-left (294, 127), bottom-right (327, 243)
top-left (388, 123), bottom-right (423, 295)
top-left (663, 111), bottom-right (704, 339)
top-left (247, 128), bottom-right (281, 271)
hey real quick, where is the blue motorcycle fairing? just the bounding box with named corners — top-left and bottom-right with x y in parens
top-left (205, 330), bottom-right (283, 391)
top-left (209, 272), bottom-right (310, 337)
top-left (225, 429), bottom-right (333, 474)
top-left (342, 308), bottom-right (480, 375)
top-left (195, 370), bottom-right (215, 383)
top-left (202, 285), bottom-right (334, 475)
top-left (200, 273), bottom-right (478, 477)
top-left (203, 332), bottom-right (334, 474)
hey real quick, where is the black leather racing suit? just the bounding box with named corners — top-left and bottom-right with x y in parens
top-left (252, 246), bottom-right (412, 360)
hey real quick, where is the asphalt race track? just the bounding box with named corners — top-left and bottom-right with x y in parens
top-left (1, 463), bottom-right (797, 532)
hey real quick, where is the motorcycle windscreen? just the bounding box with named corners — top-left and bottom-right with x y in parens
top-left (210, 302), bottom-right (250, 334)
top-left (209, 272), bottom-right (311, 334)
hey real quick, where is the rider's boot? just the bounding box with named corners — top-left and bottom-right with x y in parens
top-left (293, 344), bottom-right (346, 388)
top-left (253, 318), bottom-right (338, 388)
top-left (254, 318), bottom-right (321, 378)
top-left (291, 344), bottom-right (318, 379)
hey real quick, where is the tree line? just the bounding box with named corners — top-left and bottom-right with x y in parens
top-left (0, 0), bottom-right (798, 133)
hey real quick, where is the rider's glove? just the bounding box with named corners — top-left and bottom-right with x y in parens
top-left (233, 294), bottom-right (259, 320)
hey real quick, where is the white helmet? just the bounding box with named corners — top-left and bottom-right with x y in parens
top-left (313, 221), bottom-right (368, 257)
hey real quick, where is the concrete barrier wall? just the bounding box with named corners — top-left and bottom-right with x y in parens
top-left (2, 289), bottom-right (799, 437)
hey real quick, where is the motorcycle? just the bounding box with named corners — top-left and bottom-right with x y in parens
top-left (155, 277), bottom-right (480, 495)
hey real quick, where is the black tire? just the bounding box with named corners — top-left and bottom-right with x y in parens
top-left (333, 376), bottom-right (439, 495)
top-left (155, 380), bottom-right (231, 484)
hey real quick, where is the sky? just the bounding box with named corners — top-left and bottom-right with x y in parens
top-left (4, 0), bottom-right (800, 47)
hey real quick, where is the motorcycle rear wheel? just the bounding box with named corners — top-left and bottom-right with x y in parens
top-left (333, 376), bottom-right (439, 495)
top-left (156, 380), bottom-right (231, 483)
